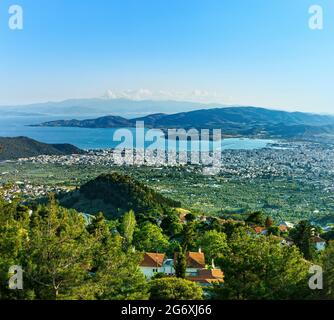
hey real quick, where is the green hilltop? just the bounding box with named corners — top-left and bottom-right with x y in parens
top-left (0, 136), bottom-right (84, 161)
top-left (58, 172), bottom-right (181, 221)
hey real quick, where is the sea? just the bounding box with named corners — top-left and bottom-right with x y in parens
top-left (0, 115), bottom-right (275, 151)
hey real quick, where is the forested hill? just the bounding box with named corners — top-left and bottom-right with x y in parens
top-left (59, 172), bottom-right (181, 220)
top-left (0, 136), bottom-right (84, 161)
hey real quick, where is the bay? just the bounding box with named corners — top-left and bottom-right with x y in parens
top-left (0, 116), bottom-right (275, 151)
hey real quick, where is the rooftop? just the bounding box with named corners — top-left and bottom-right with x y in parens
top-left (174, 251), bottom-right (206, 269)
top-left (188, 268), bottom-right (224, 284)
top-left (140, 253), bottom-right (166, 268)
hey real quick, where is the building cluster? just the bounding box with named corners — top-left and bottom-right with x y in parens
top-left (251, 220), bottom-right (327, 251)
top-left (219, 142), bottom-right (334, 180)
top-left (138, 219), bottom-right (327, 288)
top-left (15, 141), bottom-right (334, 181)
top-left (139, 250), bottom-right (224, 286)
top-left (0, 181), bottom-right (69, 202)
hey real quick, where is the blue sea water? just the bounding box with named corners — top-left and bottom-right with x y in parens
top-left (0, 116), bottom-right (275, 151)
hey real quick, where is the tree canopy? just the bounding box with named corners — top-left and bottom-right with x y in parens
top-left (149, 278), bottom-right (203, 300)
top-left (0, 196), bottom-right (148, 300)
top-left (213, 228), bottom-right (311, 300)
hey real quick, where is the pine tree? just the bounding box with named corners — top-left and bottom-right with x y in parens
top-left (24, 197), bottom-right (95, 299)
top-left (120, 210), bottom-right (136, 249)
top-left (290, 220), bottom-right (316, 261)
top-left (175, 249), bottom-right (187, 279)
top-left (181, 221), bottom-right (196, 251)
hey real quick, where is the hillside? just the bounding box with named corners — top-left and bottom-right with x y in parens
top-left (31, 106), bottom-right (334, 140)
top-left (58, 172), bottom-right (181, 220)
top-left (34, 115), bottom-right (131, 128)
top-left (138, 107), bottom-right (334, 128)
top-left (0, 136), bottom-right (84, 161)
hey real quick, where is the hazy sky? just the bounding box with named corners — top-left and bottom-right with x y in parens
top-left (0, 0), bottom-right (334, 113)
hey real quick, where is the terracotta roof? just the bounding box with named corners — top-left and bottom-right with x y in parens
top-left (140, 253), bottom-right (166, 267)
top-left (279, 221), bottom-right (294, 229)
top-left (188, 269), bottom-right (224, 284)
top-left (174, 252), bottom-right (206, 269)
top-left (187, 252), bottom-right (206, 268)
top-left (311, 236), bottom-right (326, 243)
top-left (253, 226), bottom-right (266, 234)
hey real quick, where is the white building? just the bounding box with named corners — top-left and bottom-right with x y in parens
top-left (139, 253), bottom-right (167, 279)
top-left (311, 236), bottom-right (326, 251)
top-left (139, 250), bottom-right (224, 285)
top-left (140, 250), bottom-right (207, 279)
top-left (174, 251), bottom-right (206, 277)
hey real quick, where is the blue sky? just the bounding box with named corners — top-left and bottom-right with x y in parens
top-left (0, 0), bottom-right (333, 113)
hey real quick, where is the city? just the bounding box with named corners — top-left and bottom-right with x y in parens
top-left (1, 140), bottom-right (334, 226)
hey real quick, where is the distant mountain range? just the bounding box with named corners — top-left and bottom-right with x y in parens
top-left (0, 98), bottom-right (213, 118)
top-left (0, 137), bottom-right (84, 161)
top-left (31, 106), bottom-right (334, 140)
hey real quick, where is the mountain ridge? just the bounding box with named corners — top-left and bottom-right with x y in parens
top-left (0, 98), bottom-right (214, 118)
top-left (30, 106), bottom-right (334, 140)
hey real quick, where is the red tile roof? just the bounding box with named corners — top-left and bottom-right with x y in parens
top-left (188, 269), bottom-right (224, 284)
top-left (253, 226), bottom-right (266, 234)
top-left (311, 236), bottom-right (326, 243)
top-left (174, 252), bottom-right (206, 269)
top-left (140, 253), bottom-right (166, 267)
top-left (187, 252), bottom-right (206, 268)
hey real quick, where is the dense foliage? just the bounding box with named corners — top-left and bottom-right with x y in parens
top-left (0, 196), bottom-right (148, 300)
top-left (149, 278), bottom-right (203, 300)
top-left (1, 186), bottom-right (334, 300)
top-left (213, 233), bottom-right (311, 300)
top-left (59, 173), bottom-right (181, 220)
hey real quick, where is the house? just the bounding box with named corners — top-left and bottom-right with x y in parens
top-left (174, 250), bottom-right (206, 276)
top-left (139, 253), bottom-right (166, 278)
top-left (311, 236), bottom-right (326, 251)
top-left (140, 250), bottom-right (225, 286)
top-left (187, 268), bottom-right (224, 286)
top-left (278, 221), bottom-right (295, 229)
top-left (253, 226), bottom-right (267, 235)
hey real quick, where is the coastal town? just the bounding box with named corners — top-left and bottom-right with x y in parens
top-left (7, 140), bottom-right (334, 180)
top-left (1, 140), bottom-right (333, 196)
top-left (1, 140), bottom-right (334, 230)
